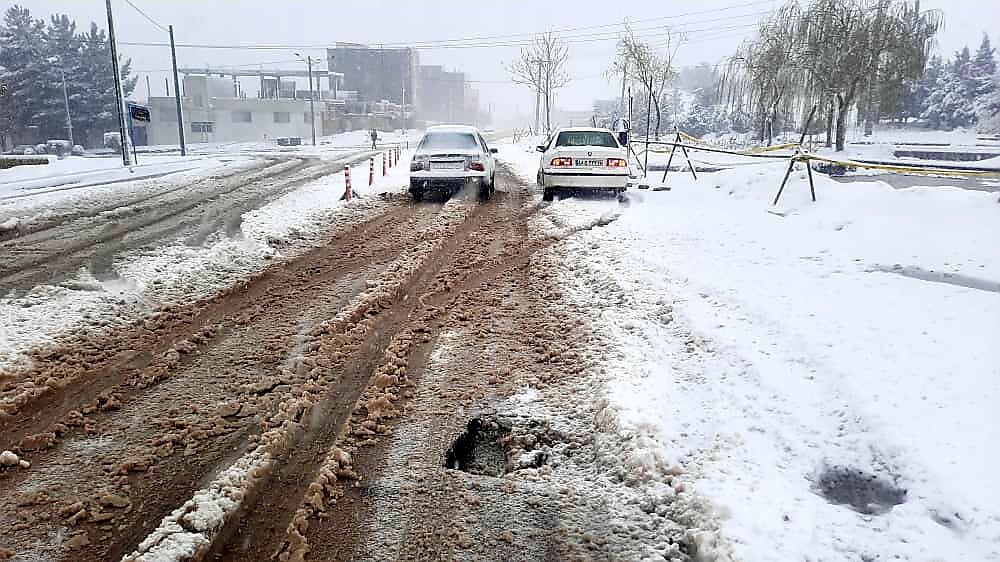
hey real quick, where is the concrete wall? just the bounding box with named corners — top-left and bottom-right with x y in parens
top-left (147, 96), bottom-right (317, 145)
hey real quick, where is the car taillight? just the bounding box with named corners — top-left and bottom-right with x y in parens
top-left (410, 161), bottom-right (424, 171)
top-left (607, 158), bottom-right (627, 167)
top-left (469, 161), bottom-right (485, 171)
top-left (551, 157), bottom-right (573, 167)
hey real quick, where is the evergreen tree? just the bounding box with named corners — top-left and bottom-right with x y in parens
top-left (0, 6), bottom-right (137, 147)
top-left (39, 14), bottom-right (81, 141)
top-left (0, 5), bottom-right (47, 143)
top-left (970, 35), bottom-right (997, 121)
top-left (76, 22), bottom-right (138, 146)
top-left (921, 48), bottom-right (978, 129)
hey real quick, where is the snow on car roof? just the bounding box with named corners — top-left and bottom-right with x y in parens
top-left (554, 126), bottom-right (615, 133)
top-left (425, 125), bottom-right (480, 133)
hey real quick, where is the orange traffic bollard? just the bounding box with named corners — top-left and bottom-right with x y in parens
top-left (382, 153), bottom-right (387, 176)
top-left (343, 165), bottom-right (352, 201)
top-left (369, 157), bottom-right (374, 186)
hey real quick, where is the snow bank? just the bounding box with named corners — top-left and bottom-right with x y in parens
top-left (517, 154), bottom-right (1000, 561)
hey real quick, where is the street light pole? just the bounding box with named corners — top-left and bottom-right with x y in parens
top-left (105, 0), bottom-right (131, 166)
top-left (59, 67), bottom-right (73, 147)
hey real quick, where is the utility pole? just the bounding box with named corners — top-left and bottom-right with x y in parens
top-left (165, 77), bottom-right (169, 96)
top-left (105, 0), bottom-right (130, 166)
top-left (59, 68), bottom-right (74, 147)
top-left (145, 75), bottom-right (151, 101)
top-left (533, 59), bottom-right (540, 134)
top-left (169, 25), bottom-right (186, 156)
top-left (307, 56), bottom-right (316, 146)
top-left (296, 53), bottom-right (317, 146)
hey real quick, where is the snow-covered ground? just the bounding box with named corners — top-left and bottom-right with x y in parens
top-left (501, 141), bottom-right (1000, 561)
top-left (0, 147), bottom-right (414, 372)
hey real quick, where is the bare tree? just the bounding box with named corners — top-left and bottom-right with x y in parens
top-left (508, 33), bottom-right (570, 133)
top-left (722, 0), bottom-right (942, 151)
top-left (609, 28), bottom-right (681, 141)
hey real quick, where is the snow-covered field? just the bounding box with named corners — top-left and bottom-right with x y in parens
top-left (501, 141), bottom-right (1000, 561)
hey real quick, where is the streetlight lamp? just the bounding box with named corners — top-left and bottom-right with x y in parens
top-left (294, 52), bottom-right (317, 146)
top-left (47, 56), bottom-right (74, 147)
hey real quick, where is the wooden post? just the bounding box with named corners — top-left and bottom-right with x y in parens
top-left (678, 134), bottom-right (698, 181)
top-left (805, 158), bottom-right (816, 202)
top-left (660, 131), bottom-right (680, 183)
top-left (771, 157), bottom-right (797, 206)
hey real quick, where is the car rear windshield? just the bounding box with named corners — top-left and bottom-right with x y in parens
top-left (419, 132), bottom-right (480, 151)
top-left (554, 131), bottom-right (619, 148)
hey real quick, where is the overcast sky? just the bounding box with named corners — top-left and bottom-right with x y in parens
top-left (12, 0), bottom-right (1000, 119)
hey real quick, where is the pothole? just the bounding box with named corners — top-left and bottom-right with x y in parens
top-left (444, 416), bottom-right (511, 477)
top-left (444, 414), bottom-right (568, 477)
top-left (814, 465), bottom-right (907, 515)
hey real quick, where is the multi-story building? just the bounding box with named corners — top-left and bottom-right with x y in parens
top-left (327, 43), bottom-right (418, 107)
top-left (417, 65), bottom-right (474, 125)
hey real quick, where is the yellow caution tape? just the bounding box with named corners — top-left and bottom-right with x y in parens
top-left (798, 153), bottom-right (1000, 177)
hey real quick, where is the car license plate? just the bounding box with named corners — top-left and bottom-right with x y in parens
top-left (431, 161), bottom-right (464, 170)
top-left (575, 158), bottom-right (604, 167)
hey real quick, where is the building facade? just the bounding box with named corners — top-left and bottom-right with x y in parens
top-left (328, 44), bottom-right (418, 107)
top-left (147, 75), bottom-right (318, 145)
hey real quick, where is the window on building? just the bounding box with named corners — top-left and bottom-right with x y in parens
top-left (273, 112), bottom-right (290, 123)
top-left (191, 122), bottom-right (214, 133)
top-left (304, 112), bottom-right (312, 123)
top-left (193, 95), bottom-right (204, 107)
top-left (232, 111), bottom-right (252, 123)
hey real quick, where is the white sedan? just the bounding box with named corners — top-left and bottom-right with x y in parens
top-left (536, 127), bottom-right (630, 201)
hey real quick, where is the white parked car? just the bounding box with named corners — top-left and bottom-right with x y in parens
top-left (536, 127), bottom-right (630, 201)
top-left (409, 125), bottom-right (497, 202)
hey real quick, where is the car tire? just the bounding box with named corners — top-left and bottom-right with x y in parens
top-left (542, 188), bottom-right (555, 202)
top-left (478, 183), bottom-right (491, 201)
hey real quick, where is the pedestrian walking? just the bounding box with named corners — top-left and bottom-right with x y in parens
top-left (370, 129), bottom-right (378, 150)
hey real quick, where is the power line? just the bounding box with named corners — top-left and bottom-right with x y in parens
top-left (121, 0), bottom-right (168, 33)
top-left (120, 21), bottom-right (764, 52)
top-left (118, 1), bottom-right (774, 51)
top-left (377, 0), bottom-right (776, 46)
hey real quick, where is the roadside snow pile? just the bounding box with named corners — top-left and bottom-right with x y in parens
top-left (526, 161), bottom-right (1000, 561)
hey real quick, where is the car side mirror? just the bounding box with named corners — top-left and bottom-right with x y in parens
top-left (490, 148), bottom-right (498, 154)
top-left (536, 145), bottom-right (546, 152)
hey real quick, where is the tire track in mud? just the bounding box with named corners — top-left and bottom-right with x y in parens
top-left (193, 169), bottom-right (622, 562)
top-left (0, 151), bottom-right (373, 293)
top-left (0, 196), bottom-right (434, 444)
top-left (0, 197), bottom-right (449, 561)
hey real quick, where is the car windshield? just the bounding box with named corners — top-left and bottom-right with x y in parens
top-left (419, 132), bottom-right (480, 151)
top-left (554, 131), bottom-right (619, 148)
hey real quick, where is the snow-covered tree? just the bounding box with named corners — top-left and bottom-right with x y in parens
top-left (0, 6), bottom-right (137, 147)
top-left (0, 5), bottom-right (47, 143)
top-left (977, 71), bottom-right (1000, 132)
top-left (921, 47), bottom-right (977, 129)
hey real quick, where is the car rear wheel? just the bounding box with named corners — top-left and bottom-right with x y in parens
top-left (542, 188), bottom-right (555, 202)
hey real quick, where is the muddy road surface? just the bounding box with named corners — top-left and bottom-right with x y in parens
top-left (1, 167), bottom-right (695, 562)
